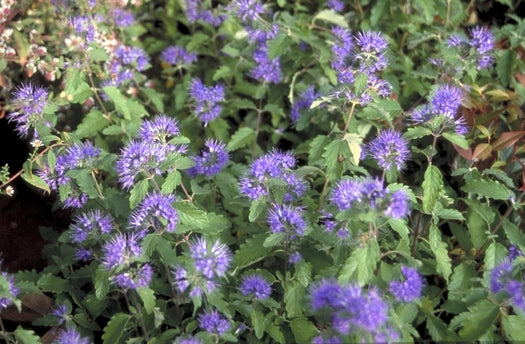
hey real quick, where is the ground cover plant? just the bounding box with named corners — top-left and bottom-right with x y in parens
top-left (0, 0), bottom-right (524, 343)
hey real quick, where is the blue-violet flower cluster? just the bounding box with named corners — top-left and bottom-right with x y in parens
top-left (389, 266), bottom-right (424, 303)
top-left (189, 78), bottom-right (225, 126)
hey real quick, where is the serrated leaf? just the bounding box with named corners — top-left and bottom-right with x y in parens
top-left (21, 172), bottom-right (50, 193)
top-left (343, 133), bottom-right (362, 165)
top-left (497, 49), bottom-right (517, 87)
top-left (76, 110), bottom-right (109, 138)
top-left (290, 317), bottom-right (319, 344)
top-left (227, 127), bottom-right (255, 151)
top-left (442, 131), bottom-right (469, 149)
top-left (308, 135), bottom-right (330, 165)
top-left (448, 262), bottom-right (476, 294)
top-left (213, 65), bottom-right (232, 81)
top-left (338, 240), bottom-right (380, 285)
top-left (176, 202), bottom-right (209, 229)
top-left (503, 220), bottom-right (525, 252)
top-left (142, 88), bottom-right (165, 113)
top-left (484, 242), bottom-right (507, 271)
top-left (404, 127), bottom-right (432, 140)
top-left (37, 274), bottom-right (69, 293)
top-left (267, 32), bottom-right (288, 60)
top-left (263, 233), bottom-right (285, 247)
top-left (294, 261), bottom-right (312, 288)
top-left (234, 234), bottom-right (272, 270)
top-left (251, 309), bottom-right (265, 339)
top-left (95, 268), bottom-right (111, 300)
top-left (457, 300), bottom-right (499, 341)
top-left (102, 313), bottom-right (130, 344)
top-left (103, 86), bottom-right (130, 119)
top-left (137, 287), bottom-right (155, 314)
top-left (461, 178), bottom-right (513, 200)
top-left (14, 327), bottom-right (40, 344)
top-left (249, 198), bottom-right (267, 222)
top-left (426, 315), bottom-right (457, 342)
top-left (422, 165), bottom-right (443, 213)
top-left (129, 179), bottom-right (149, 209)
top-left (283, 279), bottom-right (305, 317)
top-left (323, 139), bottom-right (344, 181)
top-left (502, 315), bottom-right (525, 342)
top-left (429, 225), bottom-right (452, 282)
top-left (161, 170), bottom-right (181, 194)
top-left (436, 208), bottom-right (464, 221)
top-left (413, 0), bottom-right (435, 24)
top-left (312, 9), bottom-right (348, 28)
top-left (464, 199), bottom-right (495, 248)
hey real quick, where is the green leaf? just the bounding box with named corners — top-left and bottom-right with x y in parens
top-left (142, 88), bottom-right (165, 113)
top-left (422, 165), bottom-right (443, 213)
top-left (484, 242), bottom-right (507, 271)
top-left (323, 139), bottom-right (344, 181)
top-left (457, 300), bottom-right (499, 341)
top-left (249, 198), bottom-right (267, 222)
top-left (413, 0), bottom-right (435, 24)
top-left (312, 9), bottom-right (348, 28)
top-left (294, 261), bottom-right (312, 288)
top-left (290, 317), bottom-right (319, 344)
top-left (213, 65), bottom-right (232, 81)
top-left (251, 309), bottom-right (265, 339)
top-left (503, 220), bottom-right (525, 252)
top-left (497, 49), bottom-right (517, 87)
top-left (14, 327), bottom-right (40, 344)
top-left (429, 225), bottom-right (452, 282)
top-left (37, 274), bottom-right (70, 293)
top-left (263, 233), bottom-right (286, 247)
top-left (161, 170), bottom-right (181, 194)
top-left (404, 127), bottom-right (433, 140)
top-left (283, 279), bottom-right (305, 317)
top-left (129, 179), bottom-right (149, 209)
top-left (102, 313), bottom-right (131, 344)
top-left (89, 45), bottom-right (109, 61)
top-left (227, 127), bottom-right (255, 151)
top-left (442, 131), bottom-right (469, 149)
top-left (95, 268), bottom-right (111, 300)
top-left (343, 133), bottom-right (362, 165)
top-left (21, 172), bottom-right (50, 194)
top-left (75, 110), bottom-right (109, 138)
top-left (461, 178), bottom-right (513, 200)
top-left (448, 262), bottom-right (476, 295)
top-left (338, 240), bottom-right (380, 285)
top-left (137, 287), bottom-right (156, 314)
top-left (176, 202), bottom-right (209, 229)
top-left (103, 86), bottom-right (130, 119)
top-left (267, 32), bottom-right (288, 60)
top-left (354, 73), bottom-right (368, 96)
top-left (308, 135), bottom-right (331, 165)
top-left (464, 199), bottom-right (495, 248)
top-left (502, 315), bottom-right (525, 342)
top-left (234, 234), bottom-right (272, 270)
top-left (265, 315), bottom-right (286, 344)
top-left (435, 207), bottom-right (464, 221)
top-left (426, 315), bottom-right (457, 342)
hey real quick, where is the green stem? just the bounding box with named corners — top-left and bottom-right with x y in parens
top-left (342, 102), bottom-right (357, 136)
top-left (0, 316), bottom-right (10, 344)
top-left (131, 292), bottom-right (151, 342)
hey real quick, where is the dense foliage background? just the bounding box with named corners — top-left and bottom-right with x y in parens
top-left (0, 0), bottom-right (524, 343)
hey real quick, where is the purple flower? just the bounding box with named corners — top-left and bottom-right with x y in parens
top-left (290, 86), bottom-right (318, 123)
top-left (116, 140), bottom-right (167, 189)
top-left (102, 233), bottom-right (142, 270)
top-left (331, 27), bottom-right (354, 71)
top-left (251, 149), bottom-right (296, 180)
top-left (138, 115), bottom-right (188, 154)
top-left (431, 84), bottom-right (463, 118)
top-left (230, 0), bottom-right (265, 22)
top-left (389, 266), bottom-right (424, 302)
top-left (367, 129), bottom-right (410, 171)
top-left (310, 280), bottom-right (343, 310)
top-left (199, 309), bottom-right (230, 335)
top-left (115, 45), bottom-right (149, 71)
top-left (267, 203), bottom-right (306, 237)
top-left (8, 83), bottom-right (49, 138)
top-left (246, 24), bottom-right (279, 43)
top-left (185, 0), bottom-right (225, 26)
top-left (176, 338), bottom-right (203, 344)
top-left (70, 209), bottom-right (113, 243)
top-left (113, 263), bottom-right (153, 290)
top-left (52, 304), bottom-right (68, 325)
top-left (0, 270), bottom-right (19, 310)
top-left (470, 26), bottom-right (495, 69)
top-left (331, 179), bottom-right (363, 211)
top-left (129, 192), bottom-right (178, 235)
top-left (250, 45), bottom-right (282, 84)
top-left (355, 31), bottom-right (388, 54)
top-left (188, 139), bottom-right (229, 177)
top-left (55, 327), bottom-right (90, 344)
top-left (75, 248), bottom-right (93, 262)
top-left (112, 8), bottom-right (135, 27)
top-left (384, 189), bottom-right (411, 219)
top-left (189, 78), bottom-right (225, 126)
top-left (327, 0), bottom-right (344, 12)
top-left (508, 245), bottom-right (523, 261)
top-left (160, 45), bottom-right (197, 65)
top-left (313, 335), bottom-right (342, 344)
top-left (190, 237), bottom-right (232, 279)
top-left (239, 177), bottom-right (267, 200)
top-left (490, 260), bottom-right (513, 294)
top-left (447, 34), bottom-right (466, 48)
top-left (240, 274), bottom-right (272, 299)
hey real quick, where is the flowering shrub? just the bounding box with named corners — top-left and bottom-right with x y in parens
top-left (0, 0), bottom-right (524, 343)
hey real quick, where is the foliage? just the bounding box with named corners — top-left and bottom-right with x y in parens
top-left (0, 0), bottom-right (524, 343)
